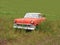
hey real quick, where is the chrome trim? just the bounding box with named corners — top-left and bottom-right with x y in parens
top-left (13, 24), bottom-right (36, 30)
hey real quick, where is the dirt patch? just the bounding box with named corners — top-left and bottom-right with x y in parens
top-left (0, 39), bottom-right (7, 45)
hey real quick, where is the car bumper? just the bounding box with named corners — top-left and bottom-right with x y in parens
top-left (13, 25), bottom-right (36, 30)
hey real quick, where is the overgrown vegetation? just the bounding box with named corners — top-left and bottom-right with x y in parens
top-left (0, 0), bottom-right (60, 45)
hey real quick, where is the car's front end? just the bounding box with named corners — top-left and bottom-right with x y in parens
top-left (13, 23), bottom-right (36, 30)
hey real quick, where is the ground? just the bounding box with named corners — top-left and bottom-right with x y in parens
top-left (0, 0), bottom-right (60, 45)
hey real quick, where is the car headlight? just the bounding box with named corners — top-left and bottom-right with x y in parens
top-left (14, 20), bottom-right (17, 23)
top-left (30, 20), bottom-right (34, 24)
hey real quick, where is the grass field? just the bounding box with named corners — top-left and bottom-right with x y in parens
top-left (0, 0), bottom-right (60, 45)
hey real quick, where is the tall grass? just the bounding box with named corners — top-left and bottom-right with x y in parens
top-left (0, 0), bottom-right (60, 45)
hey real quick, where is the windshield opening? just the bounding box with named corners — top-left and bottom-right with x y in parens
top-left (24, 13), bottom-right (42, 18)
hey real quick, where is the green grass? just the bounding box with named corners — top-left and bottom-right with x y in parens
top-left (0, 0), bottom-right (60, 45)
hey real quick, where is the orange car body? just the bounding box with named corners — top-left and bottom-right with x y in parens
top-left (14, 17), bottom-right (45, 26)
top-left (13, 13), bottom-right (46, 30)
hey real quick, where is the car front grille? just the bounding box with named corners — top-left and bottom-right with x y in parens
top-left (16, 24), bottom-right (34, 28)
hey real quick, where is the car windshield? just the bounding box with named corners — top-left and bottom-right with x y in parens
top-left (24, 13), bottom-right (42, 18)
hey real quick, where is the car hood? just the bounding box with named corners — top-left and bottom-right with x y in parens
top-left (14, 18), bottom-right (38, 25)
